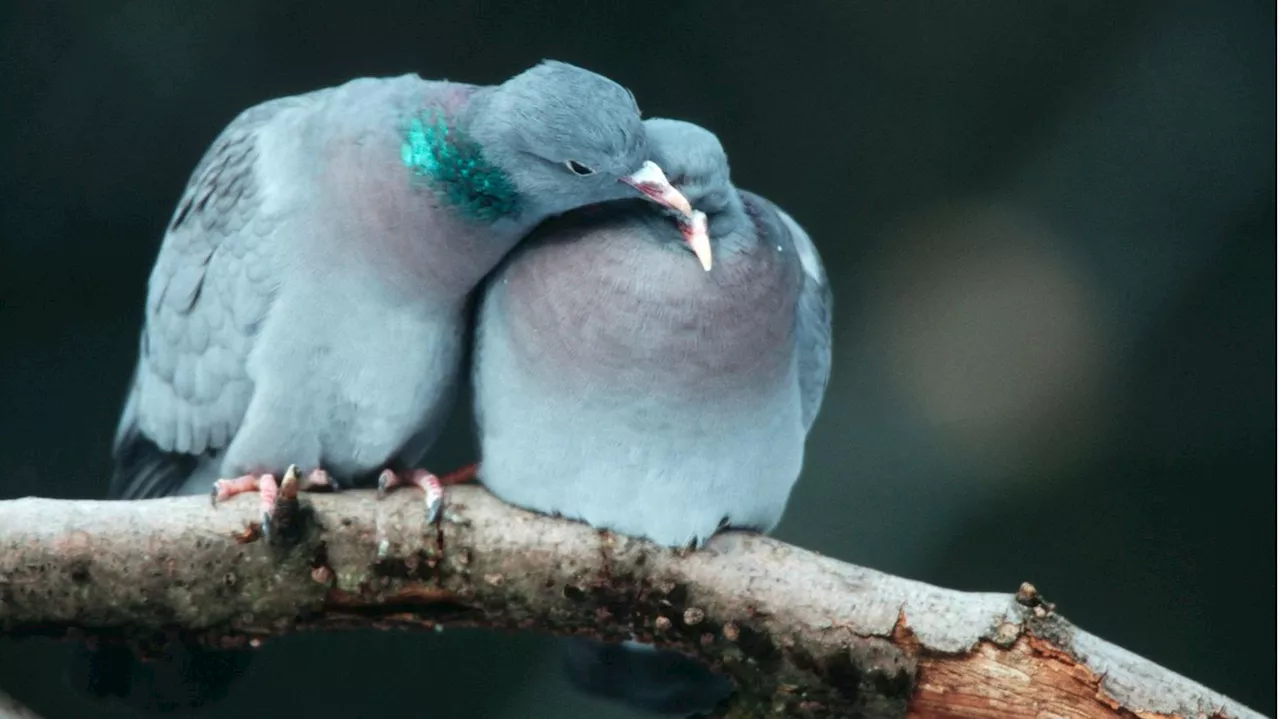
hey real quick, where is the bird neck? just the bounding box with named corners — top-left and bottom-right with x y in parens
top-left (400, 94), bottom-right (523, 223)
top-left (700, 189), bottom-right (754, 253)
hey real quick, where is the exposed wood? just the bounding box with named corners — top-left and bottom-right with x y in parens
top-left (0, 488), bottom-right (1264, 719)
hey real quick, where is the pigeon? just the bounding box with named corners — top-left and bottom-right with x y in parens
top-left (80, 61), bottom-right (698, 711)
top-left (111, 59), bottom-right (694, 526)
top-left (472, 118), bottom-right (832, 713)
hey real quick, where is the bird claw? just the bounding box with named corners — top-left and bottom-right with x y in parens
top-left (376, 464), bottom-right (477, 526)
top-left (211, 473), bottom-right (265, 506)
top-left (300, 467), bottom-right (341, 492)
top-left (377, 469), bottom-right (443, 523)
top-left (211, 464), bottom-right (326, 542)
top-left (279, 464), bottom-right (300, 499)
top-left (376, 469), bottom-right (395, 500)
top-left (424, 476), bottom-right (444, 525)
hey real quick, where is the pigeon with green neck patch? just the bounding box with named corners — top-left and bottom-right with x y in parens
top-left (112, 59), bottom-right (693, 521)
top-left (83, 61), bottom-right (695, 711)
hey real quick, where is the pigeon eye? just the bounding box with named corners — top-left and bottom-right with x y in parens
top-left (564, 160), bottom-right (596, 176)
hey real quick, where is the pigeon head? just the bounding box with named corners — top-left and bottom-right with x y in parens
top-left (461, 61), bottom-right (694, 223)
top-left (645, 118), bottom-right (745, 228)
top-left (640, 118), bottom-right (749, 270)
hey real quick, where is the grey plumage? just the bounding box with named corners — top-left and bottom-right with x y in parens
top-left (474, 117), bottom-right (832, 548)
top-left (92, 61), bottom-right (694, 712)
top-left (111, 61), bottom-right (684, 502)
top-left (472, 117), bottom-right (831, 715)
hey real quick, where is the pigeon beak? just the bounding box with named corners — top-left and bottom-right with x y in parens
top-left (621, 162), bottom-right (710, 271)
top-left (621, 161), bottom-right (695, 218)
top-left (682, 210), bottom-right (713, 272)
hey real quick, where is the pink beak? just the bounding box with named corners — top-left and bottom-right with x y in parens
top-left (681, 211), bottom-right (713, 272)
top-left (621, 161), bottom-right (713, 271)
top-left (621, 161), bottom-right (694, 217)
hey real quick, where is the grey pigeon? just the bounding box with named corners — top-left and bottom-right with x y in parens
top-left (472, 118), bottom-right (832, 713)
top-left (111, 60), bottom-right (694, 522)
top-left (475, 117), bottom-right (830, 546)
top-left (83, 61), bottom-right (697, 711)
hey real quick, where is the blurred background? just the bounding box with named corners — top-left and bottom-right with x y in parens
top-left (0, 0), bottom-right (1275, 717)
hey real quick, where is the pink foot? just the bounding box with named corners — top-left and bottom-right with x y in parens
top-left (300, 468), bottom-right (337, 491)
top-left (377, 464), bottom-right (478, 524)
top-left (378, 469), bottom-right (443, 523)
top-left (211, 473), bottom-right (279, 510)
top-left (211, 465), bottom-right (314, 539)
top-left (439, 463), bottom-right (479, 486)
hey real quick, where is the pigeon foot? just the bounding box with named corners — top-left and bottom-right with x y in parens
top-left (377, 463), bottom-right (478, 525)
top-left (212, 464), bottom-right (331, 540)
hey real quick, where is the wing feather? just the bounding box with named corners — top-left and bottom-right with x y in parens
top-left (110, 96), bottom-right (307, 499)
top-left (739, 191), bottom-right (832, 432)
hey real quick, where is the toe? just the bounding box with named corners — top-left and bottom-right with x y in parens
top-left (438, 463), bottom-right (479, 486)
top-left (377, 469), bottom-right (397, 498)
top-left (278, 466), bottom-right (300, 501)
top-left (257, 474), bottom-right (280, 516)
top-left (417, 474), bottom-right (444, 525)
top-left (424, 494), bottom-right (442, 525)
top-left (210, 474), bottom-right (260, 505)
top-left (302, 468), bottom-right (337, 492)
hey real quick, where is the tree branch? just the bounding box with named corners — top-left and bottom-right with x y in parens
top-left (0, 488), bottom-right (1263, 719)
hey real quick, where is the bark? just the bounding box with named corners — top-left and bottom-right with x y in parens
top-left (0, 488), bottom-right (1264, 719)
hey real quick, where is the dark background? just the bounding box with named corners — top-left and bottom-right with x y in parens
top-left (1, 1), bottom-right (1275, 717)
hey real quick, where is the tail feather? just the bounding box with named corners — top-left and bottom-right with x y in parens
top-left (109, 423), bottom-right (202, 500)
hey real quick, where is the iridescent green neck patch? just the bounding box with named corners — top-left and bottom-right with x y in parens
top-left (401, 114), bottom-right (521, 222)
